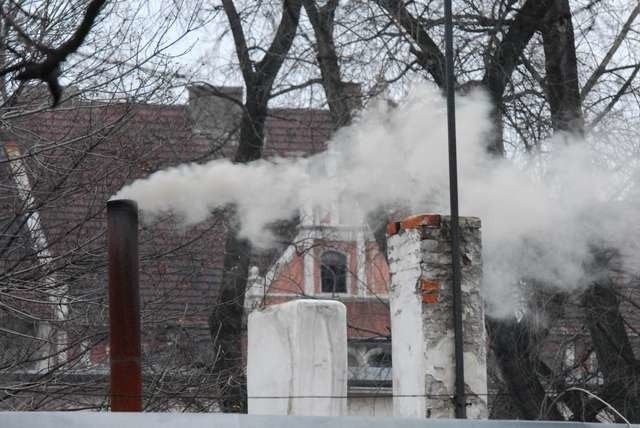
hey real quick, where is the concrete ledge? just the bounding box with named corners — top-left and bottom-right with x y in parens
top-left (2, 412), bottom-right (636, 428)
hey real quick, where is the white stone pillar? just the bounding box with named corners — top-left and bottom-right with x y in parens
top-left (387, 214), bottom-right (488, 419)
top-left (247, 299), bottom-right (348, 416)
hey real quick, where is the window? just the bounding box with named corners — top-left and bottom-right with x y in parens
top-left (348, 353), bottom-right (359, 368)
top-left (368, 350), bottom-right (392, 368)
top-left (347, 340), bottom-right (392, 388)
top-left (320, 251), bottom-right (347, 293)
top-left (0, 311), bottom-right (46, 371)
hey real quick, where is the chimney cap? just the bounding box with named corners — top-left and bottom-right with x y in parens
top-left (387, 213), bottom-right (481, 236)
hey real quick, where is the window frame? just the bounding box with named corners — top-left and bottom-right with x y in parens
top-left (319, 250), bottom-right (350, 296)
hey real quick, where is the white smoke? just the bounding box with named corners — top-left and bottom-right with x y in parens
top-left (113, 83), bottom-right (640, 314)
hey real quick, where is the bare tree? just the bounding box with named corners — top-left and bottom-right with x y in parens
top-left (0, 0), bottom-right (107, 106)
top-left (292, 0), bottom-right (640, 421)
top-left (0, 0), bottom-right (225, 411)
top-left (209, 0), bottom-right (303, 413)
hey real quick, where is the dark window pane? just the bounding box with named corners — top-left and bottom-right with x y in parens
top-left (368, 351), bottom-right (392, 368)
top-left (348, 354), bottom-right (359, 367)
top-left (320, 251), bottom-right (347, 293)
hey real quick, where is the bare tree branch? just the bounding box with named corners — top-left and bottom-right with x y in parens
top-left (302, 0), bottom-right (354, 128)
top-left (581, 1), bottom-right (640, 101)
top-left (375, 0), bottom-right (446, 87)
top-left (221, 0), bottom-right (254, 85)
top-left (588, 63), bottom-right (640, 131)
top-left (0, 0), bottom-right (108, 107)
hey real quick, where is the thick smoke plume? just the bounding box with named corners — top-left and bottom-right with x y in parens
top-left (113, 84), bottom-right (640, 315)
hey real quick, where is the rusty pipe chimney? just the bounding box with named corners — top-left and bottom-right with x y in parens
top-left (107, 199), bottom-right (142, 411)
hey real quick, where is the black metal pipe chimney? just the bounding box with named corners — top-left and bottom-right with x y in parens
top-left (107, 199), bottom-right (142, 411)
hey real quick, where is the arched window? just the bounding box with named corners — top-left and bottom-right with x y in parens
top-left (321, 251), bottom-right (347, 294)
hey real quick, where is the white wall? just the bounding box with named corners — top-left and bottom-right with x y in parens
top-left (247, 300), bottom-right (348, 416)
top-left (348, 395), bottom-right (393, 417)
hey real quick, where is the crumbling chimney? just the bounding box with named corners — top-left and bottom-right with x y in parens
top-left (386, 214), bottom-right (487, 419)
top-left (187, 84), bottom-right (243, 141)
top-left (342, 81), bottom-right (363, 114)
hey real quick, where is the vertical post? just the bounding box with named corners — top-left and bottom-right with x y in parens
top-left (107, 199), bottom-right (142, 411)
top-left (443, 0), bottom-right (466, 419)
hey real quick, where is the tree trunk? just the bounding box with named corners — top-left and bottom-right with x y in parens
top-left (212, 0), bottom-right (303, 412)
top-left (540, 0), bottom-right (584, 135)
top-left (487, 317), bottom-right (564, 420)
top-left (302, 0), bottom-right (354, 129)
top-left (482, 0), bottom-right (554, 155)
top-left (209, 221), bottom-right (252, 413)
top-left (209, 98), bottom-right (267, 413)
top-left (234, 98), bottom-right (268, 163)
top-left (583, 257), bottom-right (640, 422)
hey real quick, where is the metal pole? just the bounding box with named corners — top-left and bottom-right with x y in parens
top-left (443, 0), bottom-right (467, 419)
top-left (107, 199), bottom-right (142, 411)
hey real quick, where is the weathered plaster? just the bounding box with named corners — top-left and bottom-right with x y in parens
top-left (247, 300), bottom-right (348, 416)
top-left (387, 215), bottom-right (488, 419)
top-left (387, 228), bottom-right (425, 418)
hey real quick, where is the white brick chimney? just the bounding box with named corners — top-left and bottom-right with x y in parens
top-left (386, 214), bottom-right (488, 419)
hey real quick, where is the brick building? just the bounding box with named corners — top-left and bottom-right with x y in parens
top-left (0, 85), bottom-right (342, 410)
top-left (244, 192), bottom-right (393, 415)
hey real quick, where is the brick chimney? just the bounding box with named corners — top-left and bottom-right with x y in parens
top-left (342, 81), bottom-right (363, 113)
top-left (187, 84), bottom-right (243, 141)
top-left (386, 214), bottom-right (488, 419)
